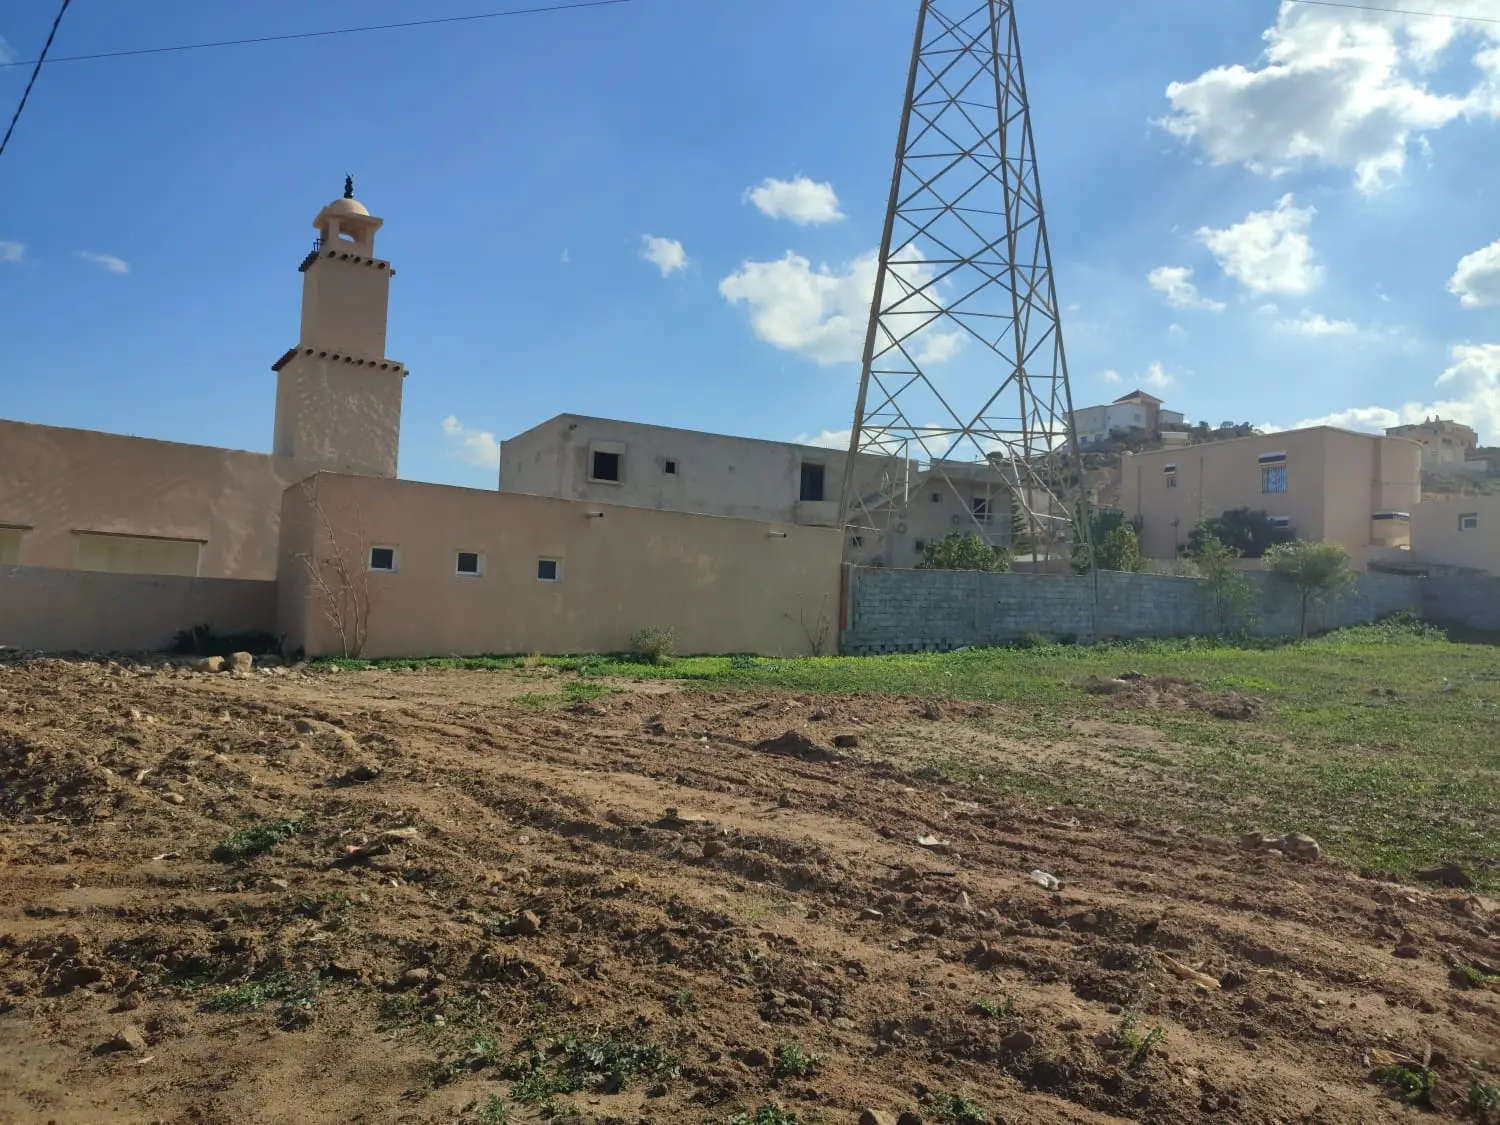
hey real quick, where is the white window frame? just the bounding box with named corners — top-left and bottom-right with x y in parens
top-left (368, 545), bottom-right (400, 573)
top-left (1460, 513), bottom-right (1479, 532)
top-left (455, 550), bottom-right (484, 577)
top-left (537, 557), bottom-right (563, 583)
top-left (587, 441), bottom-right (625, 485)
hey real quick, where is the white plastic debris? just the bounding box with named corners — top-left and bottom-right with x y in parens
top-left (1028, 869), bottom-right (1061, 891)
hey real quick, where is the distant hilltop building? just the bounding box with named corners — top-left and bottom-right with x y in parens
top-left (1069, 390), bottom-right (1186, 448)
top-left (1384, 417), bottom-right (1480, 470)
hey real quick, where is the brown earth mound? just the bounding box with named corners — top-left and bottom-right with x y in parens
top-left (1081, 673), bottom-right (1268, 721)
top-left (0, 658), bottom-right (1494, 1125)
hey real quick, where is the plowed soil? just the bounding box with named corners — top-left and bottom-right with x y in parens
top-left (1, 658), bottom-right (1497, 1125)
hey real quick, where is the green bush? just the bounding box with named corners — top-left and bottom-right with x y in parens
top-left (629, 627), bottom-right (678, 666)
top-left (917, 533), bottom-right (1011, 573)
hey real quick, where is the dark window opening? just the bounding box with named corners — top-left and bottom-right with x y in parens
top-left (663, 459), bottom-right (677, 475)
top-left (456, 551), bottom-right (481, 575)
top-left (537, 558), bottom-right (560, 582)
top-left (914, 540), bottom-right (927, 554)
top-left (591, 450), bottom-right (621, 482)
top-left (369, 546), bottom-right (396, 572)
top-left (849, 535), bottom-right (863, 549)
top-left (971, 496), bottom-right (992, 522)
top-left (931, 492), bottom-right (943, 503)
top-left (800, 462), bottom-right (826, 502)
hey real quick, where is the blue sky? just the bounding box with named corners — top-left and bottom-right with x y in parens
top-left (1, 0), bottom-right (1498, 488)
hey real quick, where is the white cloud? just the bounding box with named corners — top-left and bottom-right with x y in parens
top-left (77, 250), bottom-right (130, 275)
top-left (1277, 310), bottom-right (1357, 335)
top-left (1197, 195), bottom-right (1323, 295)
top-left (719, 246), bottom-right (961, 367)
top-left (1144, 361), bottom-right (1174, 389)
top-left (1100, 369), bottom-right (1122, 383)
top-left (1281, 343), bottom-right (1500, 441)
top-left (0, 240), bottom-right (23, 264)
top-left (640, 235), bottom-right (689, 277)
top-left (1147, 265), bottom-right (1226, 312)
top-left (1450, 238), bottom-right (1500, 308)
top-left (794, 429), bottom-right (853, 450)
top-left (1161, 0), bottom-right (1500, 193)
top-left (1167, 323), bottom-right (1188, 339)
top-left (441, 415), bottom-right (501, 470)
top-left (744, 177), bottom-right (845, 225)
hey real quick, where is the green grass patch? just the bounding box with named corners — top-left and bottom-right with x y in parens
top-left (202, 971), bottom-right (319, 1015)
top-left (1375, 1064), bottom-right (1437, 1106)
top-left (475, 1096), bottom-right (512, 1125)
top-left (719, 1105), bottom-right (805, 1125)
top-left (774, 1041), bottom-right (820, 1079)
top-left (970, 995), bottom-right (1016, 1020)
top-left (505, 1031), bottom-right (680, 1109)
top-left (210, 818), bottom-right (306, 862)
top-left (935, 1092), bottom-right (989, 1124)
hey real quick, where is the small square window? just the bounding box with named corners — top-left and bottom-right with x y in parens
top-left (931, 492), bottom-right (943, 503)
top-left (537, 558), bottom-right (562, 583)
top-left (1460, 513), bottom-right (1479, 531)
top-left (456, 551), bottom-right (483, 576)
top-left (1261, 465), bottom-right (1287, 494)
top-left (664, 459), bottom-right (677, 475)
top-left (972, 496), bottom-right (992, 522)
top-left (591, 450), bottom-right (621, 482)
top-left (849, 535), bottom-right (863, 549)
top-left (369, 546), bottom-right (397, 572)
top-left (914, 540), bottom-right (927, 554)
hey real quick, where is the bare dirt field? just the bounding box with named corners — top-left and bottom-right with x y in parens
top-left (1, 657), bottom-right (1497, 1125)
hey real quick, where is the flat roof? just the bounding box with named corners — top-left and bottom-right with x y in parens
top-left (1121, 424), bottom-right (1420, 459)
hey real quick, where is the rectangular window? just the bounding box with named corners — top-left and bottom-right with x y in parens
top-left (590, 450), bottom-right (621, 483)
top-left (663, 459), bottom-right (677, 475)
top-left (1166, 475), bottom-right (1178, 489)
top-left (914, 540), bottom-right (927, 554)
top-left (369, 546), bottom-right (398, 572)
top-left (849, 535), bottom-right (863, 549)
top-left (0, 526), bottom-right (22, 567)
top-left (1460, 513), bottom-right (1479, 532)
top-left (75, 532), bottom-right (202, 577)
top-left (455, 550), bottom-right (483, 576)
top-left (1268, 516), bottom-right (1291, 528)
top-left (931, 492), bottom-right (943, 503)
top-left (537, 558), bottom-right (562, 583)
top-left (1261, 465), bottom-right (1287, 494)
top-left (972, 496), bottom-right (992, 522)
top-left (799, 462), bottom-right (826, 502)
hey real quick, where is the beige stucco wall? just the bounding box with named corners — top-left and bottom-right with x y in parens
top-left (272, 356), bottom-right (404, 478)
top-left (0, 419), bottom-right (316, 579)
top-left (1120, 427), bottom-right (1421, 563)
top-left (277, 472), bottom-right (843, 658)
top-left (0, 565), bottom-right (276, 653)
top-left (1412, 495), bottom-right (1500, 574)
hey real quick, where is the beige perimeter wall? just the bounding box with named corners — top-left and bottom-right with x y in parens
top-left (277, 473), bottom-right (844, 658)
top-left (0, 419), bottom-right (316, 580)
top-left (1411, 495), bottom-right (1500, 574)
top-left (0, 565), bottom-right (277, 653)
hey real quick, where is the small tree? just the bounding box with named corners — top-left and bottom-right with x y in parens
top-left (1008, 500), bottom-right (1033, 557)
top-left (1188, 508), bottom-right (1292, 559)
top-left (295, 480), bottom-right (373, 658)
top-left (1188, 533), bottom-right (1256, 637)
top-left (918, 533), bottom-right (1011, 573)
top-left (1263, 540), bottom-right (1356, 636)
top-left (1096, 524), bottom-right (1145, 573)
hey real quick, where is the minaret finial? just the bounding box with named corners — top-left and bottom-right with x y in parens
top-left (343, 175), bottom-right (355, 200)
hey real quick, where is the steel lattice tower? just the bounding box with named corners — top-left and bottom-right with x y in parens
top-left (839, 0), bottom-right (1090, 567)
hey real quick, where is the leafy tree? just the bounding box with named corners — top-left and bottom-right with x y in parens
top-left (1263, 540), bottom-right (1356, 636)
top-left (1097, 525), bottom-right (1145, 573)
top-left (1187, 508), bottom-right (1292, 560)
top-left (1008, 500), bottom-right (1033, 556)
top-left (918, 533), bottom-right (1011, 573)
top-left (1071, 507), bottom-right (1144, 574)
top-left (1187, 534), bottom-right (1256, 636)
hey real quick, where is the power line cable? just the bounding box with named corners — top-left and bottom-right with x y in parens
top-left (0, 0), bottom-right (631, 70)
top-left (0, 0), bottom-right (72, 159)
top-left (1283, 0), bottom-right (1500, 23)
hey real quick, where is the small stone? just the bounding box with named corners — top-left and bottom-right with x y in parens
top-left (265, 878), bottom-right (289, 891)
top-left (115, 993), bottom-right (143, 1012)
top-left (1393, 943), bottom-right (1421, 959)
top-left (1059, 1018), bottom-right (1083, 1032)
top-left (227, 652), bottom-right (254, 672)
top-left (953, 891), bottom-right (971, 910)
top-left (833, 1017), bottom-right (857, 1031)
top-left (164, 792), bottom-right (186, 806)
top-left (514, 910), bottom-right (542, 935)
top-left (107, 1025), bottom-right (148, 1052)
top-left (194, 656), bottom-right (225, 674)
top-left (1238, 1022), bottom-right (1261, 1039)
top-left (1001, 1030), bottom-right (1036, 1052)
top-left (897, 1113), bottom-right (925, 1125)
top-left (562, 947), bottom-right (583, 967)
top-left (859, 1112), bottom-right (897, 1125)
top-left (1279, 833), bottom-right (1321, 862)
top-left (400, 968), bottom-right (430, 988)
top-left (858, 907), bottom-right (884, 921)
top-left (742, 1047), bottom-right (771, 1068)
top-left (702, 839), bottom-right (727, 859)
top-left (833, 733), bottom-right (861, 749)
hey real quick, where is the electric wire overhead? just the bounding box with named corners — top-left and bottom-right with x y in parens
top-left (0, 0), bottom-right (72, 159)
top-left (0, 0), bottom-right (631, 69)
top-left (1284, 0), bottom-right (1500, 22)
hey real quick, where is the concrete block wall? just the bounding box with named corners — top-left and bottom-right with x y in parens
top-left (1423, 575), bottom-right (1500, 632)
top-left (841, 566), bottom-right (1427, 654)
